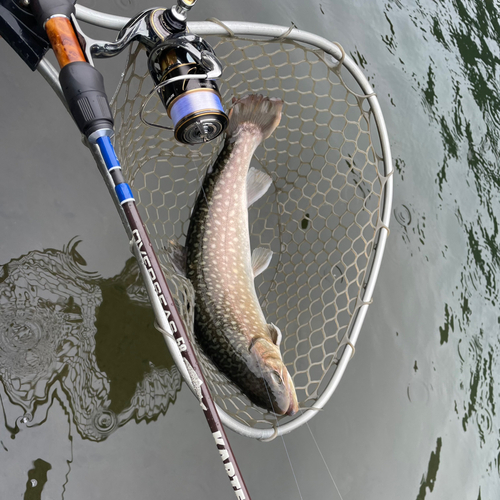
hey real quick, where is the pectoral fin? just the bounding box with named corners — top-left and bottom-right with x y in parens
top-left (247, 167), bottom-right (272, 207)
top-left (267, 323), bottom-right (282, 347)
top-left (251, 247), bottom-right (273, 277)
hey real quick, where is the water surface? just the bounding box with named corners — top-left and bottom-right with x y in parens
top-left (1, 0), bottom-right (499, 499)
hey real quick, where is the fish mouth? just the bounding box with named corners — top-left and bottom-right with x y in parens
top-left (286, 403), bottom-right (299, 416)
top-left (285, 388), bottom-right (299, 416)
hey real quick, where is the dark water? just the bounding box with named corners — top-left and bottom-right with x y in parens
top-left (1, 0), bottom-right (499, 499)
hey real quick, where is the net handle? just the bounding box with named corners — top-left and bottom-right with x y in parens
top-left (31, 5), bottom-right (252, 496)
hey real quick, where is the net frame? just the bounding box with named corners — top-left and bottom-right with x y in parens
top-left (68, 8), bottom-right (393, 440)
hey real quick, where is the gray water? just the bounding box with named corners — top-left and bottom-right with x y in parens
top-left (1, 0), bottom-right (499, 499)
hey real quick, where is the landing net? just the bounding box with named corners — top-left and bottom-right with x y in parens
top-left (109, 24), bottom-right (392, 439)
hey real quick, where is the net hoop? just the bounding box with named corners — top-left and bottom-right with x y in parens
top-left (75, 8), bottom-right (393, 440)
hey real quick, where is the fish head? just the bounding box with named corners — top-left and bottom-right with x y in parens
top-left (249, 337), bottom-right (299, 416)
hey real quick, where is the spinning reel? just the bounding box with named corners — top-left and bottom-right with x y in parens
top-left (146, 34), bottom-right (228, 144)
top-left (94, 0), bottom-right (228, 144)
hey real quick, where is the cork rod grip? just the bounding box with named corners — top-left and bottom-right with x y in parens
top-left (45, 16), bottom-right (85, 68)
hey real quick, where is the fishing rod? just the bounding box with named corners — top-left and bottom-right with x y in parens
top-left (0, 0), bottom-right (250, 498)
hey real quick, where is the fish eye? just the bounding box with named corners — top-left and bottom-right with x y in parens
top-left (270, 371), bottom-right (283, 386)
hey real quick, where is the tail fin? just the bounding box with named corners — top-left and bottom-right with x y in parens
top-left (226, 94), bottom-right (283, 140)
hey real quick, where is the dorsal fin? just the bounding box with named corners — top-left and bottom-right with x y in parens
top-left (267, 323), bottom-right (282, 346)
top-left (247, 167), bottom-right (272, 207)
top-left (251, 247), bottom-right (273, 277)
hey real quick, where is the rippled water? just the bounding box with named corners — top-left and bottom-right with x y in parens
top-left (0, 240), bottom-right (181, 433)
top-left (1, 0), bottom-right (499, 499)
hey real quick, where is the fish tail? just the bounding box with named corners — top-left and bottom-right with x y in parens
top-left (226, 94), bottom-right (284, 140)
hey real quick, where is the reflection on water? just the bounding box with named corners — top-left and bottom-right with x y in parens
top-left (458, 332), bottom-right (496, 448)
top-left (382, 0), bottom-right (500, 493)
top-left (438, 303), bottom-right (454, 345)
top-left (24, 458), bottom-right (51, 500)
top-left (416, 437), bottom-right (442, 500)
top-left (0, 239), bottom-right (181, 443)
top-left (393, 203), bottom-right (426, 254)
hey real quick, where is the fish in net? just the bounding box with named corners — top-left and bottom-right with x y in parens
top-left (108, 28), bottom-right (392, 438)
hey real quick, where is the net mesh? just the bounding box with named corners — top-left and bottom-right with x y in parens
top-left (110, 35), bottom-right (388, 430)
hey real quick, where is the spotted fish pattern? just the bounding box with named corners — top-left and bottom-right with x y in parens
top-left (185, 94), bottom-right (298, 415)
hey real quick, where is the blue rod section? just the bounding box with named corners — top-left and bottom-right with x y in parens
top-left (115, 183), bottom-right (134, 204)
top-left (96, 135), bottom-right (120, 170)
top-left (96, 135), bottom-right (135, 204)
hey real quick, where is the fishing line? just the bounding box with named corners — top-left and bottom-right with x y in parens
top-left (305, 421), bottom-right (345, 500)
top-left (200, 183), bottom-right (209, 207)
top-left (278, 432), bottom-right (304, 500)
top-left (256, 362), bottom-right (304, 500)
top-left (255, 355), bottom-right (344, 499)
top-left (196, 159), bottom-right (210, 207)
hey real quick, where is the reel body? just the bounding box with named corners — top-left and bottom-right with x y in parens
top-left (148, 35), bottom-right (228, 144)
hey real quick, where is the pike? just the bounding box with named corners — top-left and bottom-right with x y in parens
top-left (185, 94), bottom-right (299, 415)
